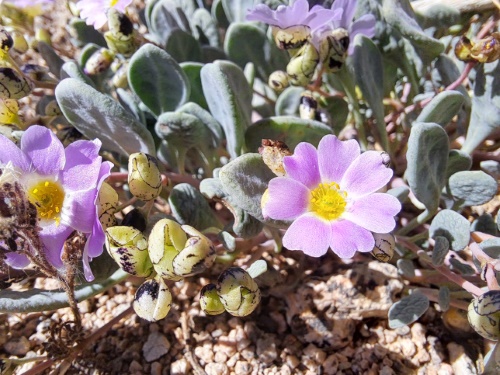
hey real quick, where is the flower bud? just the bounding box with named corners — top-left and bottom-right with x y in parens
top-left (148, 219), bottom-right (187, 281)
top-left (200, 284), bottom-right (225, 315)
top-left (84, 48), bottom-right (115, 75)
top-left (172, 225), bottom-right (216, 277)
top-left (371, 233), bottom-right (395, 262)
top-left (0, 67), bottom-right (32, 100)
top-left (268, 70), bottom-right (289, 92)
top-left (35, 29), bottom-right (51, 47)
top-left (272, 25), bottom-right (310, 50)
top-left (468, 290), bottom-right (500, 341)
top-left (258, 139), bottom-right (291, 177)
top-left (112, 62), bottom-right (129, 89)
top-left (454, 36), bottom-right (474, 62)
top-left (133, 277), bottom-right (172, 321)
top-left (0, 98), bottom-right (20, 125)
top-left (128, 152), bottom-right (162, 201)
top-left (21, 64), bottom-right (52, 82)
top-left (97, 182), bottom-right (118, 229)
top-left (299, 91), bottom-right (318, 120)
top-left (470, 32), bottom-right (500, 63)
top-left (105, 226), bottom-right (153, 277)
top-left (319, 27), bottom-right (349, 72)
top-left (0, 28), bottom-right (13, 52)
top-left (217, 267), bottom-right (261, 317)
top-left (11, 32), bottom-right (28, 54)
top-left (104, 9), bottom-right (139, 57)
top-left (286, 41), bottom-right (319, 86)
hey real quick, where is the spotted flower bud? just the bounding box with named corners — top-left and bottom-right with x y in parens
top-left (0, 67), bottom-right (33, 100)
top-left (319, 28), bottom-right (349, 72)
top-left (128, 152), bottom-right (162, 201)
top-left (97, 182), bottom-right (118, 229)
top-left (454, 36), bottom-right (474, 62)
top-left (11, 31), bottom-right (28, 54)
top-left (84, 48), bottom-right (115, 75)
top-left (299, 91), bottom-right (318, 120)
top-left (470, 32), bottom-right (500, 63)
top-left (217, 267), bottom-right (261, 317)
top-left (286, 41), bottom-right (319, 86)
top-left (104, 9), bottom-right (140, 57)
top-left (258, 139), bottom-right (291, 177)
top-left (133, 277), bottom-right (172, 322)
top-left (105, 226), bottom-right (153, 277)
top-left (200, 284), bottom-right (225, 315)
top-left (148, 218), bottom-right (187, 281)
top-left (173, 225), bottom-right (216, 277)
top-left (268, 70), bottom-right (289, 92)
top-left (112, 62), bottom-right (128, 89)
top-left (0, 28), bottom-right (13, 52)
top-left (468, 290), bottom-right (500, 341)
top-left (371, 233), bottom-right (395, 262)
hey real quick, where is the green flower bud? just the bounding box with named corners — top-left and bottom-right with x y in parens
top-left (148, 219), bottom-right (187, 281)
top-left (299, 91), bottom-right (318, 120)
top-left (42, 99), bottom-right (62, 117)
top-left (112, 62), bottom-right (129, 89)
top-left (371, 233), bottom-right (395, 262)
top-left (286, 41), bottom-right (319, 86)
top-left (468, 290), bottom-right (500, 341)
top-left (128, 152), bottom-right (162, 201)
top-left (0, 28), bottom-right (13, 52)
top-left (104, 9), bottom-right (140, 57)
top-left (217, 267), bottom-right (261, 317)
top-left (133, 277), bottom-right (172, 322)
top-left (84, 48), bottom-right (115, 75)
top-left (97, 182), bottom-right (118, 230)
top-left (172, 225), bottom-right (216, 277)
top-left (105, 226), bottom-right (153, 277)
top-left (454, 36), bottom-right (474, 62)
top-left (319, 28), bottom-right (349, 73)
top-left (200, 284), bottom-right (225, 315)
top-left (0, 67), bottom-right (32, 100)
top-left (35, 29), bottom-right (51, 47)
top-left (271, 25), bottom-right (310, 50)
top-left (268, 70), bottom-right (289, 93)
top-left (11, 32), bottom-right (28, 54)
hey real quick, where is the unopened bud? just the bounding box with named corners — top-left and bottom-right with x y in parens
top-left (35, 29), bottom-right (51, 47)
top-left (173, 225), bottom-right (216, 277)
top-left (104, 9), bottom-right (139, 57)
top-left (133, 277), bottom-right (172, 321)
top-left (128, 152), bottom-right (162, 201)
top-left (112, 62), bottom-right (128, 88)
top-left (0, 28), bottom-right (13, 52)
top-left (454, 35), bottom-right (474, 62)
top-left (299, 91), bottom-right (318, 120)
top-left (470, 32), bottom-right (500, 63)
top-left (468, 290), bottom-right (500, 341)
top-left (105, 226), bottom-right (153, 277)
top-left (0, 67), bottom-right (32, 100)
top-left (319, 27), bottom-right (349, 72)
top-left (272, 25), bottom-right (310, 50)
top-left (84, 48), bottom-right (115, 75)
top-left (148, 218), bottom-right (187, 281)
top-left (41, 99), bottom-right (62, 116)
top-left (217, 267), bottom-right (261, 317)
top-left (200, 284), bottom-right (225, 315)
top-left (371, 233), bottom-right (395, 262)
top-left (0, 98), bottom-right (20, 125)
top-left (258, 139), bottom-right (291, 177)
top-left (98, 182), bottom-right (118, 229)
top-left (286, 41), bottom-right (319, 86)
top-left (268, 70), bottom-right (289, 92)
top-left (11, 32), bottom-right (28, 54)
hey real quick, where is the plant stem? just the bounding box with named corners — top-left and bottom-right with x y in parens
top-left (397, 209), bottom-right (434, 236)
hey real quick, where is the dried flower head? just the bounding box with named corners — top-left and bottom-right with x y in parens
top-left (262, 135), bottom-right (401, 258)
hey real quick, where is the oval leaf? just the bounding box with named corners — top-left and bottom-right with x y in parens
top-left (449, 171), bottom-right (498, 207)
top-left (416, 90), bottom-right (464, 127)
top-left (429, 209), bottom-right (470, 251)
top-left (388, 291), bottom-right (430, 329)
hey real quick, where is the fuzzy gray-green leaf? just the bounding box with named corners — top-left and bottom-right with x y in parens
top-left (165, 29), bottom-right (202, 63)
top-left (432, 236), bottom-right (449, 267)
top-left (449, 171), bottom-right (498, 206)
top-left (55, 78), bottom-right (155, 157)
top-left (429, 209), bottom-right (470, 251)
top-left (128, 44), bottom-right (189, 117)
top-left (445, 150), bottom-right (472, 180)
top-left (406, 122), bottom-right (449, 212)
top-left (416, 91), bottom-right (464, 127)
top-left (388, 291), bottom-right (430, 329)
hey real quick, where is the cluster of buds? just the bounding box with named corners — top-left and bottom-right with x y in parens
top-left (468, 290), bottom-right (500, 341)
top-left (105, 218), bottom-right (217, 321)
top-left (200, 267), bottom-right (261, 317)
top-left (455, 32), bottom-right (500, 64)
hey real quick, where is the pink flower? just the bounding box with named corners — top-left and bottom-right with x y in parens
top-left (262, 135), bottom-right (400, 258)
top-left (0, 125), bottom-right (113, 281)
top-left (76, 0), bottom-right (133, 29)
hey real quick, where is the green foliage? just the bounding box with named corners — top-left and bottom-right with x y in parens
top-left (429, 209), bottom-right (471, 251)
top-left (388, 291), bottom-right (430, 329)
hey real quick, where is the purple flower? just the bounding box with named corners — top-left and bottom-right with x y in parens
top-left (76, 0), bottom-right (133, 29)
top-left (262, 135), bottom-right (401, 258)
top-left (4, 0), bottom-right (53, 8)
top-left (312, 0), bottom-right (376, 54)
top-left (0, 125), bottom-right (113, 281)
top-left (247, 0), bottom-right (340, 31)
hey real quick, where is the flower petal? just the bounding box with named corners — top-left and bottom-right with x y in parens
top-left (246, 4), bottom-right (277, 24)
top-left (332, 0), bottom-right (357, 29)
top-left (21, 125), bottom-right (65, 175)
top-left (4, 252), bottom-right (30, 268)
top-left (39, 224), bottom-right (74, 269)
top-left (343, 193), bottom-right (401, 233)
top-left (329, 220), bottom-right (374, 258)
top-left (82, 219), bottom-right (106, 282)
top-left (306, 8), bottom-right (342, 30)
top-left (113, 0), bottom-right (133, 12)
top-left (287, 0), bottom-right (310, 25)
top-left (340, 151), bottom-right (393, 198)
top-left (348, 14), bottom-right (376, 54)
top-left (0, 135), bottom-right (30, 171)
top-left (283, 213), bottom-right (331, 257)
top-left (318, 135), bottom-right (360, 183)
top-left (62, 189), bottom-right (98, 232)
top-left (60, 139), bottom-right (102, 192)
top-left (263, 177), bottom-right (310, 220)
top-left (284, 142), bottom-right (320, 188)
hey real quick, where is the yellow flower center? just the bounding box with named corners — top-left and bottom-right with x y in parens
top-left (27, 180), bottom-right (65, 225)
top-left (110, 0), bottom-right (119, 7)
top-left (309, 182), bottom-right (347, 221)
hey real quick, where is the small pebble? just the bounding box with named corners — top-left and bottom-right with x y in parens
top-left (235, 360), bottom-right (252, 375)
top-left (150, 361), bottom-right (162, 375)
top-left (5, 336), bottom-right (30, 355)
top-left (205, 362), bottom-right (229, 375)
top-left (142, 332), bottom-right (170, 362)
top-left (129, 360), bottom-right (143, 372)
top-left (170, 358), bottom-right (190, 374)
